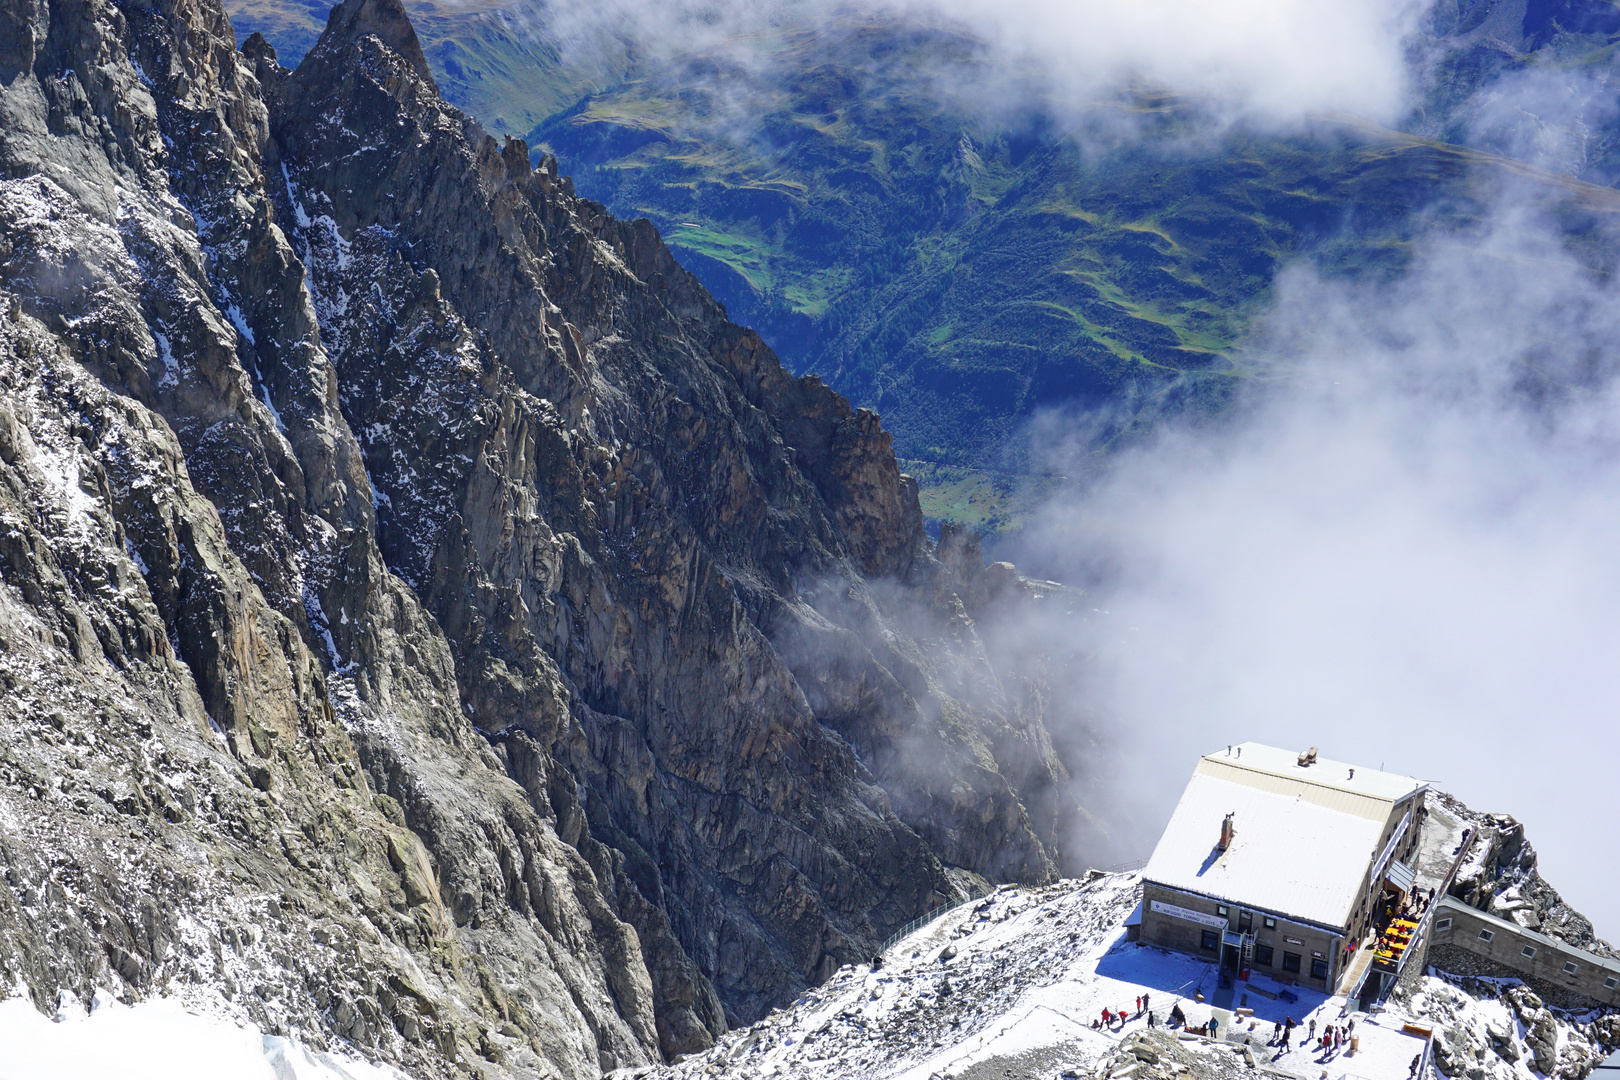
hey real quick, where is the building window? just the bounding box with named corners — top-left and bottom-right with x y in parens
top-left (1311, 958), bottom-right (1330, 980)
top-left (1564, 961), bottom-right (1579, 975)
top-left (1436, 918), bottom-right (1452, 932)
top-left (1201, 930), bottom-right (1220, 952)
top-left (1604, 977), bottom-right (1618, 990)
top-left (1264, 917), bottom-right (1277, 930)
top-left (1217, 905), bottom-right (1229, 918)
top-left (1478, 929), bottom-right (1495, 943)
top-left (1256, 945), bottom-right (1274, 967)
top-left (1283, 952), bottom-right (1302, 974)
top-left (1521, 945), bottom-right (1537, 959)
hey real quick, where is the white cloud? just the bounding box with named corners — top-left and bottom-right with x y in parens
top-left (515, 0), bottom-right (1425, 127)
top-left (1016, 197), bottom-right (1620, 940)
top-left (927, 0), bottom-right (1423, 124)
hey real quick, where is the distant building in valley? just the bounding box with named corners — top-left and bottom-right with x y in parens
top-left (1139, 743), bottom-right (1428, 992)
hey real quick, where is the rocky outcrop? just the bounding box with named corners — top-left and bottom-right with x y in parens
top-left (0, 304), bottom-right (657, 1078)
top-left (1447, 803), bottom-right (1616, 959)
top-left (1428, 980), bottom-right (1609, 1080)
top-left (0, 0), bottom-right (1078, 1074)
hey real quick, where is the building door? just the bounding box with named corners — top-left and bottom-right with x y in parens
top-left (1238, 911), bottom-right (1253, 932)
top-left (1223, 943), bottom-right (1240, 971)
top-left (1359, 971), bottom-right (1383, 1012)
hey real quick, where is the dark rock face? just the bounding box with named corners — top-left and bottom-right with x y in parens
top-left (0, 0), bottom-right (1077, 1072)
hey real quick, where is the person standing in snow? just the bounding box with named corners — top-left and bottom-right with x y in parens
top-left (1102, 1008), bottom-right (1112, 1027)
top-left (1143, 993), bottom-right (1150, 1011)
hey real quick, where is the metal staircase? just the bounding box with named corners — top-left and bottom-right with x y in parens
top-left (1240, 930), bottom-right (1256, 969)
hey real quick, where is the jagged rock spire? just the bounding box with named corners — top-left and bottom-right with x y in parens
top-left (305, 0), bottom-right (438, 91)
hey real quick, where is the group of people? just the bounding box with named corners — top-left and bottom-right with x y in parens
top-left (1376, 886), bottom-right (1434, 933)
top-left (1089, 996), bottom-right (1216, 1039)
top-left (1093, 992), bottom-right (1377, 1062)
top-left (1271, 1014), bottom-right (1355, 1058)
top-left (1400, 888), bottom-right (1434, 921)
top-left (1084, 988), bottom-right (1393, 1073)
top-left (1092, 994), bottom-right (1154, 1031)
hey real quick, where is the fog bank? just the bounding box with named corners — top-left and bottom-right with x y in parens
top-left (1014, 200), bottom-right (1620, 939)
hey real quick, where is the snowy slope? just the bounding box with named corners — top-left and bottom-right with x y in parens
top-left (3, 871), bottom-right (1607, 1080)
top-left (622, 872), bottom-right (1617, 1080)
top-left (0, 989), bottom-right (405, 1080)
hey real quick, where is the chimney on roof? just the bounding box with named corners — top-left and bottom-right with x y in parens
top-left (1219, 812), bottom-right (1235, 851)
top-left (1298, 746), bottom-right (1319, 767)
top-left (1348, 768), bottom-right (1355, 780)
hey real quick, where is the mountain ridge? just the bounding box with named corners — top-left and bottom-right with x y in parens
top-left (0, 0), bottom-right (1084, 1072)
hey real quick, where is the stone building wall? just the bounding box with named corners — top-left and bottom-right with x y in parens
top-left (1139, 882), bottom-right (1343, 989)
top-left (1429, 901), bottom-right (1620, 1010)
top-left (1426, 945), bottom-right (1605, 1012)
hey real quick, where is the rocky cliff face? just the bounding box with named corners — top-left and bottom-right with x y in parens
top-left (0, 0), bottom-right (1077, 1074)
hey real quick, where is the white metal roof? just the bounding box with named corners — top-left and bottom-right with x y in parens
top-left (1142, 744), bottom-right (1425, 930)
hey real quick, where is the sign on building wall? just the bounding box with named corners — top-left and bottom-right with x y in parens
top-left (1150, 900), bottom-right (1228, 930)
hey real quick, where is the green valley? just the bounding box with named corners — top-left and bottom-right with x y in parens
top-left (226, 0), bottom-right (1620, 536)
top-left (532, 21), bottom-right (1620, 476)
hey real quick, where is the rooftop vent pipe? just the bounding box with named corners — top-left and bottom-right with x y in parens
top-left (1297, 747), bottom-right (1319, 767)
top-left (1219, 812), bottom-right (1235, 851)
